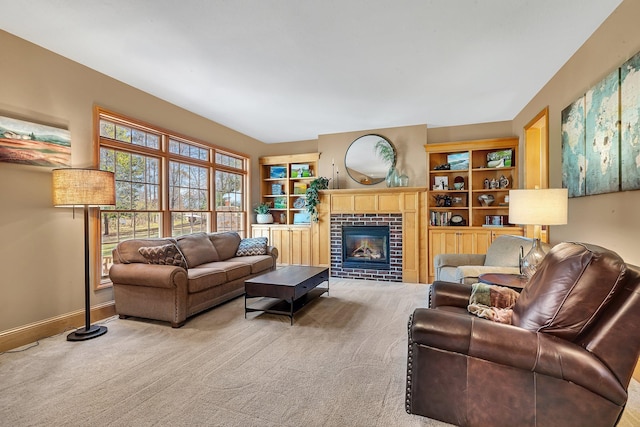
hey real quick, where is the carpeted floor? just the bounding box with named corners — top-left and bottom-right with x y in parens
top-left (0, 279), bottom-right (638, 426)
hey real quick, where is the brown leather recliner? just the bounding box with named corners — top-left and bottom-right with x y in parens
top-left (406, 242), bottom-right (640, 427)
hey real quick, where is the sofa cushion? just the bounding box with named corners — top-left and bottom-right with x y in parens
top-left (138, 243), bottom-right (188, 269)
top-left (512, 242), bottom-right (626, 341)
top-left (185, 267), bottom-right (227, 293)
top-left (176, 232), bottom-right (219, 268)
top-left (209, 232), bottom-right (242, 260)
top-left (114, 238), bottom-right (176, 264)
top-left (236, 237), bottom-right (268, 256)
top-left (227, 255), bottom-right (274, 274)
top-left (207, 260), bottom-right (252, 281)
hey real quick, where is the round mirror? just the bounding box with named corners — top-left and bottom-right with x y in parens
top-left (345, 134), bottom-right (396, 185)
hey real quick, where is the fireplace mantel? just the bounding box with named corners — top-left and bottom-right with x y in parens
top-left (313, 187), bottom-right (427, 283)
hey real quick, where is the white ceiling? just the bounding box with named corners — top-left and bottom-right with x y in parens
top-left (0, 1), bottom-right (623, 143)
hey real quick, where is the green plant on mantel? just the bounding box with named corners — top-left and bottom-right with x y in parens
top-left (305, 177), bottom-right (330, 222)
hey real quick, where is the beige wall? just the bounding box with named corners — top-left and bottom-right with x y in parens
top-left (427, 121), bottom-right (513, 144)
top-left (317, 124), bottom-right (428, 189)
top-left (0, 30), bottom-right (269, 332)
top-left (511, 0), bottom-right (640, 265)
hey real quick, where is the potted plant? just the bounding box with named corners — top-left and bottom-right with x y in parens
top-left (305, 177), bottom-right (330, 222)
top-left (254, 202), bottom-right (273, 224)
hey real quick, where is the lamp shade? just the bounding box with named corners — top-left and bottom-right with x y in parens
top-left (52, 168), bottom-right (116, 207)
top-left (508, 188), bottom-right (568, 225)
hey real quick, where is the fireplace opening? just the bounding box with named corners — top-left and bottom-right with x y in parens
top-left (342, 226), bottom-right (390, 270)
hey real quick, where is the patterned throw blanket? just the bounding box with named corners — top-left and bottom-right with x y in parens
top-left (467, 283), bottom-right (520, 324)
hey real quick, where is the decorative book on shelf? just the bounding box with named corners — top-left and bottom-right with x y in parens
top-left (273, 197), bottom-right (287, 209)
top-left (430, 211), bottom-right (452, 226)
top-left (293, 182), bottom-right (308, 194)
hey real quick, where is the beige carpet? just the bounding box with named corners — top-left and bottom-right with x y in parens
top-left (0, 279), bottom-right (638, 427)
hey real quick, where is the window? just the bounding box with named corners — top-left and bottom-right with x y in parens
top-left (96, 108), bottom-right (249, 283)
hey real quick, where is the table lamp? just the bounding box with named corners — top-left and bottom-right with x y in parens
top-left (52, 168), bottom-right (116, 341)
top-left (508, 188), bottom-right (568, 279)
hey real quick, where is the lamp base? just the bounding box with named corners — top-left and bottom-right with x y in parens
top-left (521, 238), bottom-right (547, 280)
top-left (67, 325), bottom-right (107, 341)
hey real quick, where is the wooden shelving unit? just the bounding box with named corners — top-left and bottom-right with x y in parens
top-left (258, 152), bottom-right (320, 225)
top-left (424, 138), bottom-right (524, 282)
top-left (254, 153), bottom-right (320, 266)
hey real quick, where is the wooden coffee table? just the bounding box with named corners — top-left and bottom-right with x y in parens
top-left (244, 266), bottom-right (329, 325)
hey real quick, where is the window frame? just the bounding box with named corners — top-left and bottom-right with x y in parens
top-left (93, 107), bottom-right (250, 288)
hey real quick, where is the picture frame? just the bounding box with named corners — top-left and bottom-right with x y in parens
top-left (273, 197), bottom-right (287, 209)
top-left (486, 149), bottom-right (513, 168)
top-left (290, 163), bottom-right (311, 178)
top-left (0, 115), bottom-right (71, 167)
top-left (433, 176), bottom-right (448, 190)
top-left (447, 152), bottom-right (469, 170)
top-left (269, 166), bottom-right (286, 179)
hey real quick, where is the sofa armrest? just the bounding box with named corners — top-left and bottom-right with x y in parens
top-left (434, 253), bottom-right (486, 268)
top-left (434, 254), bottom-right (486, 282)
top-left (409, 308), bottom-right (627, 405)
top-left (109, 263), bottom-right (188, 289)
top-left (267, 245), bottom-right (278, 263)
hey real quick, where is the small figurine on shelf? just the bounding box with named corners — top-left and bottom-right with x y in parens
top-left (434, 195), bottom-right (452, 207)
top-left (484, 178), bottom-right (490, 189)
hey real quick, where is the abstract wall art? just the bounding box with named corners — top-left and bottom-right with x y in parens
top-left (562, 47), bottom-right (640, 198)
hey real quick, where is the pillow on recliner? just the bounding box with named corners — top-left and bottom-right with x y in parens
top-left (512, 242), bottom-right (625, 341)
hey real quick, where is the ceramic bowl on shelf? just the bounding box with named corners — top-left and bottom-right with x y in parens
top-left (478, 194), bottom-right (495, 206)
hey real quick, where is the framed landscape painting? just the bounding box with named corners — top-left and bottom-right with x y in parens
top-left (0, 116), bottom-right (71, 167)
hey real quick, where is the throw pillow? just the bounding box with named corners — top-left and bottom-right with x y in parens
top-left (138, 243), bottom-right (188, 269)
top-left (175, 232), bottom-right (219, 267)
top-left (236, 237), bottom-right (268, 256)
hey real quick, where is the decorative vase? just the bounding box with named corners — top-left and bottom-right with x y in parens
top-left (386, 167), bottom-right (399, 188)
top-left (256, 213), bottom-right (273, 224)
top-left (520, 238), bottom-right (546, 279)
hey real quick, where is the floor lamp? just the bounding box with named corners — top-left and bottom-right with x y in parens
top-left (52, 168), bottom-right (116, 341)
top-left (508, 188), bottom-right (568, 279)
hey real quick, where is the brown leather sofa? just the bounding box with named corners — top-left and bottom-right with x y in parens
top-left (406, 242), bottom-right (640, 427)
top-left (109, 231), bottom-right (278, 327)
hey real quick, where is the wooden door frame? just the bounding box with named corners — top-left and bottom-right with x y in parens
top-left (523, 107), bottom-right (550, 241)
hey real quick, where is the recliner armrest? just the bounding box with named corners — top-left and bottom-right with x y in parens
top-left (409, 308), bottom-right (627, 405)
top-left (430, 281), bottom-right (473, 308)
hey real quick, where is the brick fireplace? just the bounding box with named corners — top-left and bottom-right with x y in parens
top-left (330, 213), bottom-right (403, 282)
top-left (315, 188), bottom-right (425, 283)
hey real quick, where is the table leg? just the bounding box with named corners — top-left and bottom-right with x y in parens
top-left (290, 297), bottom-right (294, 325)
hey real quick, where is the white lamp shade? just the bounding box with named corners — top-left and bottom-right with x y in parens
top-left (508, 188), bottom-right (568, 225)
top-left (52, 168), bottom-right (116, 207)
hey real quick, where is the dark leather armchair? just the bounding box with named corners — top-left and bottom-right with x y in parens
top-left (406, 242), bottom-right (640, 427)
